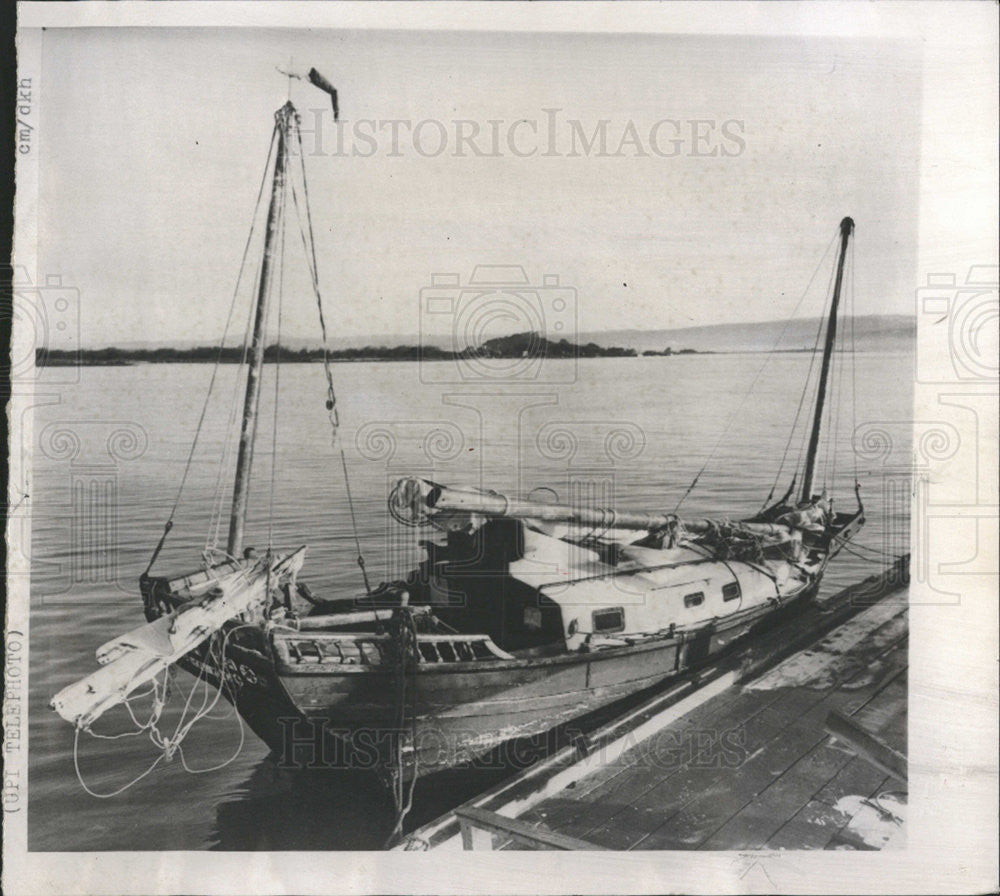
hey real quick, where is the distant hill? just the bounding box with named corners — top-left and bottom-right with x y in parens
top-left (467, 331), bottom-right (636, 359)
top-left (575, 314), bottom-right (915, 355)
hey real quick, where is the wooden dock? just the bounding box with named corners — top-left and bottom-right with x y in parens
top-left (400, 558), bottom-right (908, 852)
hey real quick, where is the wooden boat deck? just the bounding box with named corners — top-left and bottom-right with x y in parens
top-left (500, 594), bottom-right (908, 851)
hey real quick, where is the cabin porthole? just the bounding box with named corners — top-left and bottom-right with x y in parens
top-left (683, 591), bottom-right (705, 609)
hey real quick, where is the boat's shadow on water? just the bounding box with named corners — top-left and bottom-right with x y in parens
top-left (210, 721), bottom-right (599, 849)
top-left (210, 756), bottom-right (519, 850)
top-left (209, 683), bottom-right (726, 850)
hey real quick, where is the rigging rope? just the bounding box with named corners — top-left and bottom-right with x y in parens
top-left (72, 622), bottom-right (251, 797)
top-left (792, 247), bottom-right (841, 490)
top-left (145, 127), bottom-right (279, 574)
top-left (761, 294), bottom-right (827, 511)
top-left (676, 226), bottom-right (840, 513)
top-left (290, 120), bottom-right (373, 596)
top-left (293, 125), bottom-right (340, 433)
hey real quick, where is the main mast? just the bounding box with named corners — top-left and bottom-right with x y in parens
top-left (800, 216), bottom-right (853, 504)
top-left (227, 102), bottom-right (296, 557)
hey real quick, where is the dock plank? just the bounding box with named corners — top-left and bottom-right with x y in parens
top-left (629, 640), bottom-right (907, 850)
top-left (532, 603), bottom-right (908, 851)
top-left (766, 752), bottom-right (894, 849)
top-left (505, 592), bottom-right (909, 854)
top-left (522, 586), bottom-right (909, 840)
top-left (530, 682), bottom-right (812, 844)
top-left (695, 655), bottom-right (908, 852)
top-left (520, 668), bottom-right (794, 835)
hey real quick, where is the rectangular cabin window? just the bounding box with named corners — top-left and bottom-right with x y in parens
top-left (592, 607), bottom-right (625, 634)
top-left (684, 591), bottom-right (705, 609)
top-left (722, 582), bottom-right (741, 602)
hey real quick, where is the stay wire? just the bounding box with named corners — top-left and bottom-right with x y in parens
top-left (207, 130), bottom-right (279, 552)
top-left (163, 124), bottom-right (278, 533)
top-left (291, 120), bottom-right (372, 597)
top-left (828, 246), bottom-right (851, 495)
top-left (293, 124), bottom-right (340, 430)
top-left (229, 140), bottom-right (286, 554)
top-left (209, 254), bottom-right (262, 552)
top-left (822, 316), bottom-right (838, 491)
top-left (676, 226), bottom-right (840, 513)
top-left (837, 541), bottom-right (904, 565)
top-left (793, 245), bottom-right (841, 487)
top-left (761, 299), bottom-right (827, 511)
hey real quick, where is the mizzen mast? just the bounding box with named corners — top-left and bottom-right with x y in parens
top-left (227, 102), bottom-right (296, 557)
top-left (800, 216), bottom-right (853, 504)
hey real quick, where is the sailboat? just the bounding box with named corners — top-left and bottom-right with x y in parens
top-left (52, 91), bottom-right (865, 805)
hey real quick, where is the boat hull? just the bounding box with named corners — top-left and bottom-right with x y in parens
top-left (266, 591), bottom-right (809, 780)
top-left (140, 534), bottom-right (847, 783)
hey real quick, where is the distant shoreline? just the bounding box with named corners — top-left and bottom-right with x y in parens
top-left (34, 314), bottom-right (916, 366)
top-left (35, 333), bottom-right (697, 367)
top-left (35, 345), bottom-right (900, 367)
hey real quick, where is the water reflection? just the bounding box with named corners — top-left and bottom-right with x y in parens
top-left (210, 753), bottom-right (517, 850)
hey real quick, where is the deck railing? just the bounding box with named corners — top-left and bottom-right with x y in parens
top-left (273, 632), bottom-right (512, 666)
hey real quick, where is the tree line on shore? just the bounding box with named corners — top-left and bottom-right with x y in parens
top-left (36, 331), bottom-right (710, 366)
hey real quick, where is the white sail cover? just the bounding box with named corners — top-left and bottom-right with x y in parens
top-left (51, 548), bottom-right (305, 729)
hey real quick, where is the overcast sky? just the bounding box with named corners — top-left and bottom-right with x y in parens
top-left (38, 28), bottom-right (922, 348)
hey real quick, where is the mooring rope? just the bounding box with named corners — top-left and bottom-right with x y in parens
top-left (838, 540), bottom-right (905, 563)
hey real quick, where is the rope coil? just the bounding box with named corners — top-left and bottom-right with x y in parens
top-left (73, 624), bottom-right (251, 799)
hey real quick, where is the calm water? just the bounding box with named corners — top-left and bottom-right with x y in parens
top-left (27, 352), bottom-right (913, 850)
